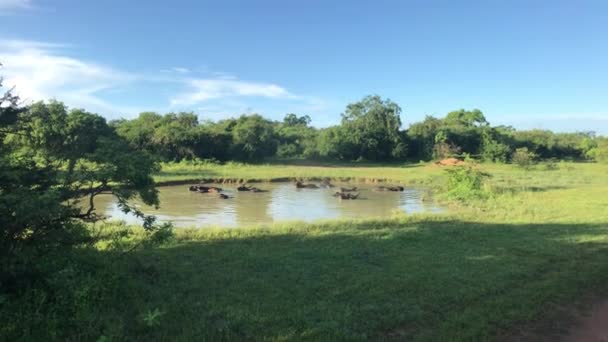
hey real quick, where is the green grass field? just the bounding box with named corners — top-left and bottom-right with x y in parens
top-left (4, 162), bottom-right (608, 341)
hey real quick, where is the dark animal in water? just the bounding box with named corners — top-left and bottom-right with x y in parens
top-left (333, 191), bottom-right (360, 200)
top-left (340, 186), bottom-right (358, 192)
top-left (237, 185), bottom-right (267, 192)
top-left (374, 185), bottom-right (404, 192)
top-left (218, 193), bottom-right (230, 199)
top-left (189, 185), bottom-right (222, 193)
top-left (295, 181), bottom-right (319, 189)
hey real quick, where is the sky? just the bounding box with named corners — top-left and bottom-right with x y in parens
top-left (1, 0), bottom-right (607, 133)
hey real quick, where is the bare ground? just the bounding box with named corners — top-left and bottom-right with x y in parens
top-left (501, 296), bottom-right (608, 341)
top-left (562, 299), bottom-right (608, 342)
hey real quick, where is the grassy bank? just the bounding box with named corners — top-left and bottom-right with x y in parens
top-left (3, 162), bottom-right (608, 340)
top-left (155, 160), bottom-right (442, 185)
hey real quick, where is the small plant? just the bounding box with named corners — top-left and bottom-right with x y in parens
top-left (511, 147), bottom-right (537, 169)
top-left (142, 308), bottom-right (164, 328)
top-left (444, 166), bottom-right (491, 201)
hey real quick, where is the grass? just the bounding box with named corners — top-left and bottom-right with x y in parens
top-left (155, 160), bottom-right (443, 184)
top-left (3, 161), bottom-right (608, 340)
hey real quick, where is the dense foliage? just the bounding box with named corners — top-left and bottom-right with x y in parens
top-left (109, 97), bottom-right (606, 164)
top-left (0, 81), bottom-right (168, 291)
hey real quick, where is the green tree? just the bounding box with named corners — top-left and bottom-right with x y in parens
top-left (480, 129), bottom-right (511, 162)
top-left (276, 113), bottom-right (317, 159)
top-left (1, 98), bottom-right (169, 287)
top-left (587, 137), bottom-right (608, 163)
top-left (229, 114), bottom-right (277, 161)
top-left (407, 115), bottom-right (442, 161)
top-left (444, 109), bottom-right (488, 127)
top-left (283, 113), bottom-right (311, 126)
top-left (339, 95), bottom-right (405, 161)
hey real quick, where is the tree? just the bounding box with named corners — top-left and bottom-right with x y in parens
top-left (407, 115), bottom-right (442, 161)
top-left (433, 130), bottom-right (461, 159)
top-left (283, 113), bottom-right (311, 127)
top-left (480, 129), bottom-right (511, 163)
top-left (444, 109), bottom-right (488, 127)
top-left (1, 98), bottom-right (169, 288)
top-left (276, 113), bottom-right (317, 159)
top-left (339, 95), bottom-right (405, 161)
top-left (113, 112), bottom-right (202, 161)
top-left (587, 137), bottom-right (608, 163)
top-left (229, 114), bottom-right (277, 161)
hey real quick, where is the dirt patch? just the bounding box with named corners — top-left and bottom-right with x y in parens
top-left (434, 158), bottom-right (466, 166)
top-left (498, 295), bottom-right (608, 341)
top-left (562, 299), bottom-right (608, 341)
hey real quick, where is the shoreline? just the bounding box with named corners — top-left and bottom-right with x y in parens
top-left (154, 176), bottom-right (411, 187)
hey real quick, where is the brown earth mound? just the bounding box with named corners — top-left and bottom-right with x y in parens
top-left (434, 158), bottom-right (466, 166)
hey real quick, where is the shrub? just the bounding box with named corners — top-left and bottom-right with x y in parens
top-left (444, 166), bottom-right (491, 201)
top-left (433, 141), bottom-right (462, 160)
top-left (276, 143), bottom-right (299, 158)
top-left (587, 139), bottom-right (608, 163)
top-left (481, 139), bottom-right (511, 163)
top-left (511, 147), bottom-right (537, 169)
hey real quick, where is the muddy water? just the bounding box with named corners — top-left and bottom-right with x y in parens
top-left (91, 182), bottom-right (445, 227)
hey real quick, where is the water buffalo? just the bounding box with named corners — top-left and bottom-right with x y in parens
top-left (237, 185), bottom-right (252, 191)
top-left (295, 181), bottom-right (319, 189)
top-left (189, 185), bottom-right (222, 193)
top-left (333, 191), bottom-right (360, 200)
top-left (374, 185), bottom-right (404, 192)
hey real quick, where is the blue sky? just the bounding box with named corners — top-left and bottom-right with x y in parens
top-left (1, 0), bottom-right (607, 133)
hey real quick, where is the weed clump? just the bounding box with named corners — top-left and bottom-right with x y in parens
top-left (512, 147), bottom-right (537, 169)
top-left (444, 166), bottom-right (491, 201)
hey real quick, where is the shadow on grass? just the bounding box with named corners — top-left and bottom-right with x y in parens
top-left (125, 220), bottom-right (608, 341)
top-left (7, 219), bottom-right (608, 341)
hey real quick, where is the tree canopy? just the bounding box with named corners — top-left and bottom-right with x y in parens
top-left (1, 96), bottom-right (168, 287)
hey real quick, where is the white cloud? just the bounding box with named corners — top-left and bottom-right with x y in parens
top-left (160, 66), bottom-right (191, 74)
top-left (0, 0), bottom-right (32, 13)
top-left (170, 78), bottom-right (293, 106)
top-left (0, 39), bottom-right (139, 116)
top-left (0, 38), bottom-right (312, 120)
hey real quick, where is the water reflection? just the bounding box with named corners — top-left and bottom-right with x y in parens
top-left (91, 182), bottom-right (445, 227)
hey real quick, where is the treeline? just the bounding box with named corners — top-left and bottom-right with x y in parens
top-left (110, 95), bottom-right (608, 163)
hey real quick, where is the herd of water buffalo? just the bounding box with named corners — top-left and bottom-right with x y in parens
top-left (188, 179), bottom-right (404, 200)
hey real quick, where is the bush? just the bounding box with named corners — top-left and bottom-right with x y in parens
top-left (444, 166), bottom-right (491, 201)
top-left (587, 139), bottom-right (608, 163)
top-left (433, 141), bottom-right (462, 160)
top-left (276, 143), bottom-right (299, 158)
top-left (511, 147), bottom-right (537, 168)
top-left (481, 139), bottom-right (511, 163)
